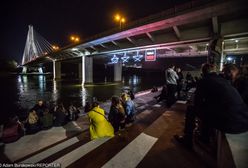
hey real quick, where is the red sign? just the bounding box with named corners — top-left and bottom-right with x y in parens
top-left (145, 50), bottom-right (156, 61)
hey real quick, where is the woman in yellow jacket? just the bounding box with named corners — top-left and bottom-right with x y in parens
top-left (88, 101), bottom-right (114, 140)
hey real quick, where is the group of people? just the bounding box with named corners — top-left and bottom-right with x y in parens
top-left (26, 100), bottom-right (80, 134)
top-left (154, 65), bottom-right (195, 106)
top-left (174, 63), bottom-right (248, 149)
top-left (1, 100), bottom-right (80, 143)
top-left (85, 92), bottom-right (136, 140)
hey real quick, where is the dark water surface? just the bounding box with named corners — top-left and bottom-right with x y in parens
top-left (0, 73), bottom-right (164, 123)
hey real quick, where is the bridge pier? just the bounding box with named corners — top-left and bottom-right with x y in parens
top-left (81, 56), bottom-right (93, 85)
top-left (114, 62), bottom-right (122, 82)
top-left (53, 61), bottom-right (61, 80)
top-left (22, 66), bottom-right (27, 74)
top-left (38, 67), bottom-right (43, 74)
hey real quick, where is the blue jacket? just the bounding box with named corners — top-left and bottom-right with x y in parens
top-left (124, 100), bottom-right (135, 116)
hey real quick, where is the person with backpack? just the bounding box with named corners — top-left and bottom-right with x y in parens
top-left (88, 101), bottom-right (114, 140)
top-left (108, 96), bottom-right (126, 132)
top-left (27, 109), bottom-right (40, 134)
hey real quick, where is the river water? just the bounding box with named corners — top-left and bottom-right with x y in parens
top-left (1, 72), bottom-right (164, 123)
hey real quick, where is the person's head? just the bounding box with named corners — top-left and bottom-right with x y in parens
top-left (176, 67), bottom-right (181, 72)
top-left (111, 96), bottom-right (120, 106)
top-left (121, 93), bottom-right (129, 102)
top-left (84, 101), bottom-right (92, 113)
top-left (222, 64), bottom-right (239, 81)
top-left (169, 64), bottom-right (175, 70)
top-left (30, 109), bottom-right (36, 114)
top-left (201, 63), bottom-right (216, 77)
top-left (38, 100), bottom-right (43, 106)
top-left (92, 101), bottom-right (100, 108)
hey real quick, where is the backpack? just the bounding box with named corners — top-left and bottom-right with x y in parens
top-left (2, 124), bottom-right (23, 143)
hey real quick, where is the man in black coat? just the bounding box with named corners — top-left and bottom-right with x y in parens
top-left (175, 63), bottom-right (248, 148)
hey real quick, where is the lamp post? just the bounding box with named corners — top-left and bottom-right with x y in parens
top-left (114, 14), bottom-right (126, 29)
top-left (70, 35), bottom-right (80, 43)
top-left (52, 45), bottom-right (59, 50)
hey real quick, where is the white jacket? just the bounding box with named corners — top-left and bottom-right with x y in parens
top-left (165, 68), bottom-right (179, 85)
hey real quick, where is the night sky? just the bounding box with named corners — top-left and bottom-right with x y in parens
top-left (1, 0), bottom-right (190, 63)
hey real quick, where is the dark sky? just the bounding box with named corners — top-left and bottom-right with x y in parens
top-left (1, 0), bottom-right (190, 63)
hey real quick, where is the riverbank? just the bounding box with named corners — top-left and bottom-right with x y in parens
top-left (0, 88), bottom-right (161, 162)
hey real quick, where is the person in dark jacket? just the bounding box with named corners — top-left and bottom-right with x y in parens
top-left (175, 63), bottom-right (248, 148)
top-left (32, 100), bottom-right (46, 118)
top-left (53, 103), bottom-right (67, 126)
top-left (68, 102), bottom-right (79, 121)
top-left (176, 67), bottom-right (184, 100)
top-left (40, 108), bottom-right (53, 129)
top-left (108, 96), bottom-right (126, 132)
top-left (223, 64), bottom-right (248, 105)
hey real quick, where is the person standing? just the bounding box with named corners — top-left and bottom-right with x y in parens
top-left (165, 65), bottom-right (179, 108)
top-left (176, 67), bottom-right (184, 100)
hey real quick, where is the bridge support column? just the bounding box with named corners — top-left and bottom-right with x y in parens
top-left (53, 61), bottom-right (61, 80)
top-left (81, 57), bottom-right (93, 85)
top-left (22, 66), bottom-right (27, 74)
top-left (219, 41), bottom-right (225, 71)
top-left (114, 62), bottom-right (122, 82)
top-left (38, 67), bottom-right (43, 74)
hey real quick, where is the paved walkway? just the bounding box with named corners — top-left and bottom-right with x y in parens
top-left (1, 90), bottom-right (222, 168)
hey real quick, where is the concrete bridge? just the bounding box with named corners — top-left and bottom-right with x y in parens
top-left (22, 0), bottom-right (248, 84)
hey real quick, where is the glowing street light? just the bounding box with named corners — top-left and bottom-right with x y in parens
top-left (114, 14), bottom-right (126, 29)
top-left (70, 35), bottom-right (80, 43)
top-left (52, 45), bottom-right (59, 50)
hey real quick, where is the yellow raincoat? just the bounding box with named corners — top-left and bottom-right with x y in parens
top-left (88, 106), bottom-right (114, 140)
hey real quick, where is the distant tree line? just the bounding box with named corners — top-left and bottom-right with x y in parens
top-left (0, 58), bottom-right (18, 72)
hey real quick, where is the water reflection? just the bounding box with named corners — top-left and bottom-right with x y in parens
top-left (52, 80), bottom-right (58, 103)
top-left (38, 75), bottom-right (46, 92)
top-left (17, 75), bottom-right (28, 94)
top-left (81, 86), bottom-right (87, 107)
top-left (9, 73), bottom-right (163, 119)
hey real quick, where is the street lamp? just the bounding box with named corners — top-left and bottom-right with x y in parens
top-left (52, 45), bottom-right (59, 50)
top-left (70, 35), bottom-right (80, 43)
top-left (114, 14), bottom-right (126, 29)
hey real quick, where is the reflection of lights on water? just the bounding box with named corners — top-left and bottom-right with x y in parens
top-left (38, 75), bottom-right (46, 91)
top-left (17, 75), bottom-right (28, 93)
top-left (128, 75), bottom-right (140, 86)
top-left (81, 86), bottom-right (87, 107)
top-left (52, 80), bottom-right (58, 102)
